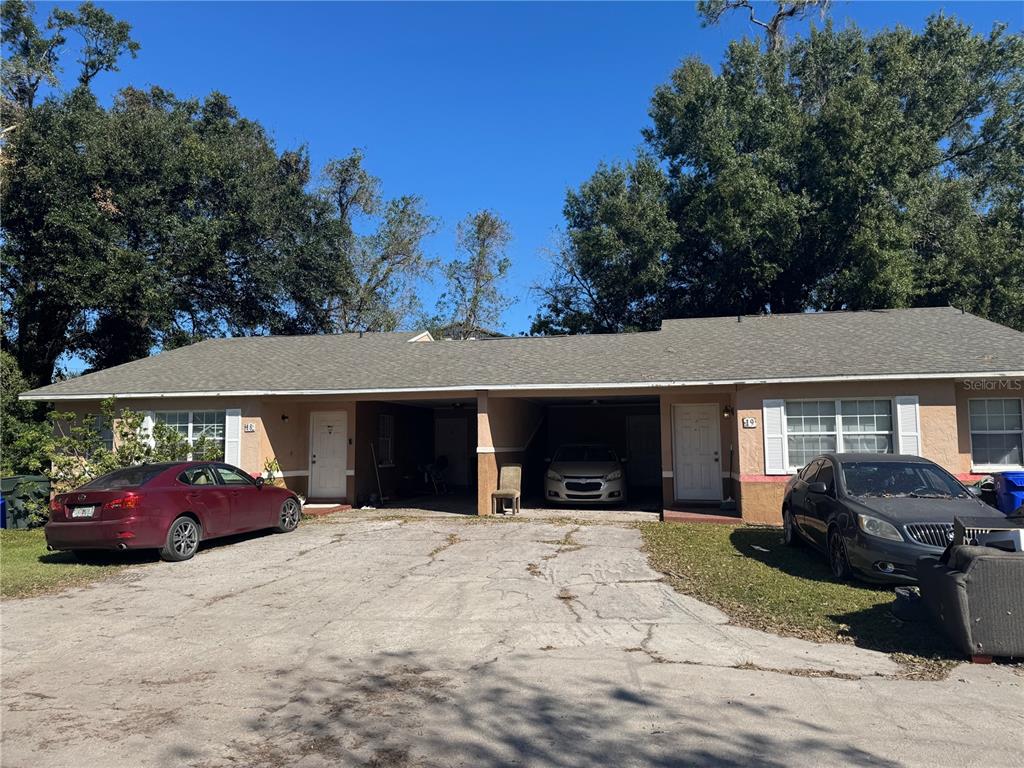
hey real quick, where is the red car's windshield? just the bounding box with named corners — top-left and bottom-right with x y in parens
top-left (79, 464), bottom-right (171, 491)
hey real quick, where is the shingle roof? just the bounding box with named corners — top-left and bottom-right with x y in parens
top-left (21, 308), bottom-right (1024, 400)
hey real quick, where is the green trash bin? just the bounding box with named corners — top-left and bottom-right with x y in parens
top-left (0, 475), bottom-right (51, 529)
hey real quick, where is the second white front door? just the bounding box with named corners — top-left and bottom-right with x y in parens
top-left (310, 411), bottom-right (348, 498)
top-left (672, 404), bottom-right (722, 501)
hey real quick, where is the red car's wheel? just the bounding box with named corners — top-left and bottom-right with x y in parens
top-left (160, 516), bottom-right (201, 562)
top-left (275, 497), bottom-right (301, 533)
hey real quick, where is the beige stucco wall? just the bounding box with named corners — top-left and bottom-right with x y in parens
top-left (486, 397), bottom-right (544, 451)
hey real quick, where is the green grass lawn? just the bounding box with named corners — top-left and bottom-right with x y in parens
top-left (641, 521), bottom-right (956, 677)
top-left (0, 529), bottom-right (131, 599)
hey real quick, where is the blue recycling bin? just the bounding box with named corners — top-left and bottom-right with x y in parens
top-left (0, 496), bottom-right (6, 529)
top-left (994, 471), bottom-right (1024, 516)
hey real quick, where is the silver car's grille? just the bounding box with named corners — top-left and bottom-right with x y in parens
top-left (905, 522), bottom-right (993, 548)
top-left (904, 523), bottom-right (954, 548)
top-left (565, 480), bottom-right (602, 492)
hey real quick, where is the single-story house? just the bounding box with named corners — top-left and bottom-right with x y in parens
top-left (20, 307), bottom-right (1024, 524)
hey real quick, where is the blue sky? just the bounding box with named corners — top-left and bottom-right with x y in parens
top-left (42, 1), bottom-right (1021, 335)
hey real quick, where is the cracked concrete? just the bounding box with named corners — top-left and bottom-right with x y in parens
top-left (2, 516), bottom-right (1021, 767)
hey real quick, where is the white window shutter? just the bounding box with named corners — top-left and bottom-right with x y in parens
top-left (895, 396), bottom-right (921, 456)
top-left (141, 411), bottom-right (156, 448)
top-left (224, 408), bottom-right (242, 466)
top-left (763, 399), bottom-right (788, 475)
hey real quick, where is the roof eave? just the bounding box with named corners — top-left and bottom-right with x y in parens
top-left (18, 369), bottom-right (1024, 402)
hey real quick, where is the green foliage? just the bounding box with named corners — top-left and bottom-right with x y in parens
top-left (2, 80), bottom-right (342, 384)
top-left (1, 0), bottom-right (137, 112)
top-left (263, 456), bottom-right (284, 487)
top-left (431, 210), bottom-right (514, 339)
top-left (48, 1), bottom-right (140, 88)
top-left (319, 150), bottom-right (439, 333)
top-left (534, 14), bottom-right (1024, 334)
top-left (44, 399), bottom-right (222, 499)
top-left (532, 154), bottom-right (678, 334)
top-left (0, 349), bottom-right (49, 475)
top-left (0, 3), bottom-right (354, 386)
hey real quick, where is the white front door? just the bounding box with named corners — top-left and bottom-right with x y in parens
top-left (672, 404), bottom-right (721, 501)
top-left (310, 411), bottom-right (348, 498)
top-left (434, 417), bottom-right (468, 487)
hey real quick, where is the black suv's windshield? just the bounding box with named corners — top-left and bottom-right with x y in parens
top-left (554, 445), bottom-right (618, 463)
top-left (80, 464), bottom-right (170, 491)
top-left (841, 461), bottom-right (969, 499)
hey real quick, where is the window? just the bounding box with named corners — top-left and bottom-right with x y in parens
top-left (378, 414), bottom-right (395, 466)
top-left (85, 413), bottom-right (114, 452)
top-left (840, 400), bottom-right (893, 453)
top-left (178, 466), bottom-right (216, 486)
top-left (82, 464), bottom-right (168, 490)
top-left (192, 411), bottom-right (226, 446)
top-left (155, 410), bottom-right (226, 460)
top-left (798, 459), bottom-right (822, 480)
top-left (969, 399), bottom-right (1023, 468)
top-left (786, 401), bottom-right (837, 468)
top-left (214, 465), bottom-right (254, 486)
top-left (785, 400), bottom-right (894, 470)
top-left (813, 462), bottom-right (835, 495)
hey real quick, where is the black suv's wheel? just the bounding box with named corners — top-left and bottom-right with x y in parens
top-left (782, 507), bottom-right (800, 546)
top-left (275, 497), bottom-right (301, 533)
top-left (827, 526), bottom-right (852, 581)
top-left (160, 516), bottom-right (201, 562)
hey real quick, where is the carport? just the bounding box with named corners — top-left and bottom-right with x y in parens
top-left (478, 393), bottom-right (662, 513)
top-left (354, 397), bottom-right (478, 507)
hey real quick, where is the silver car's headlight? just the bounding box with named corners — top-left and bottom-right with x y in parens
top-left (546, 469), bottom-right (562, 482)
top-left (604, 469), bottom-right (622, 481)
top-left (856, 514), bottom-right (903, 542)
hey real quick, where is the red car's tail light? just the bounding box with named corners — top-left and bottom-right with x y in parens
top-left (103, 493), bottom-right (141, 512)
top-left (49, 498), bottom-right (64, 515)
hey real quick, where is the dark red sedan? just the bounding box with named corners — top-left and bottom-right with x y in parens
top-left (46, 462), bottom-right (302, 562)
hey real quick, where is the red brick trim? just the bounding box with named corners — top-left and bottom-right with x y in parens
top-left (956, 473), bottom-right (991, 482)
top-left (739, 474), bottom-right (792, 483)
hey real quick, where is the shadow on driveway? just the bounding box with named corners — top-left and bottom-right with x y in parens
top-left (168, 649), bottom-right (906, 768)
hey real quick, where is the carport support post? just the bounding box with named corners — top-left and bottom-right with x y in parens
top-left (477, 390), bottom-right (497, 516)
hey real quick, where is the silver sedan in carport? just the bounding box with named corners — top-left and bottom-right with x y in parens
top-left (544, 444), bottom-right (626, 504)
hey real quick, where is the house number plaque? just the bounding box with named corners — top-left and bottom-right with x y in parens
top-left (243, 423), bottom-right (257, 433)
top-left (742, 417), bottom-right (757, 429)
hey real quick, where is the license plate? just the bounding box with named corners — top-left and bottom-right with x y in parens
top-left (71, 506), bottom-right (96, 518)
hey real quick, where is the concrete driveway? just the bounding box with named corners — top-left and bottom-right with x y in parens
top-left (2, 515), bottom-right (1021, 768)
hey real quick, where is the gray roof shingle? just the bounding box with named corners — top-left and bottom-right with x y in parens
top-left (21, 308), bottom-right (1024, 400)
